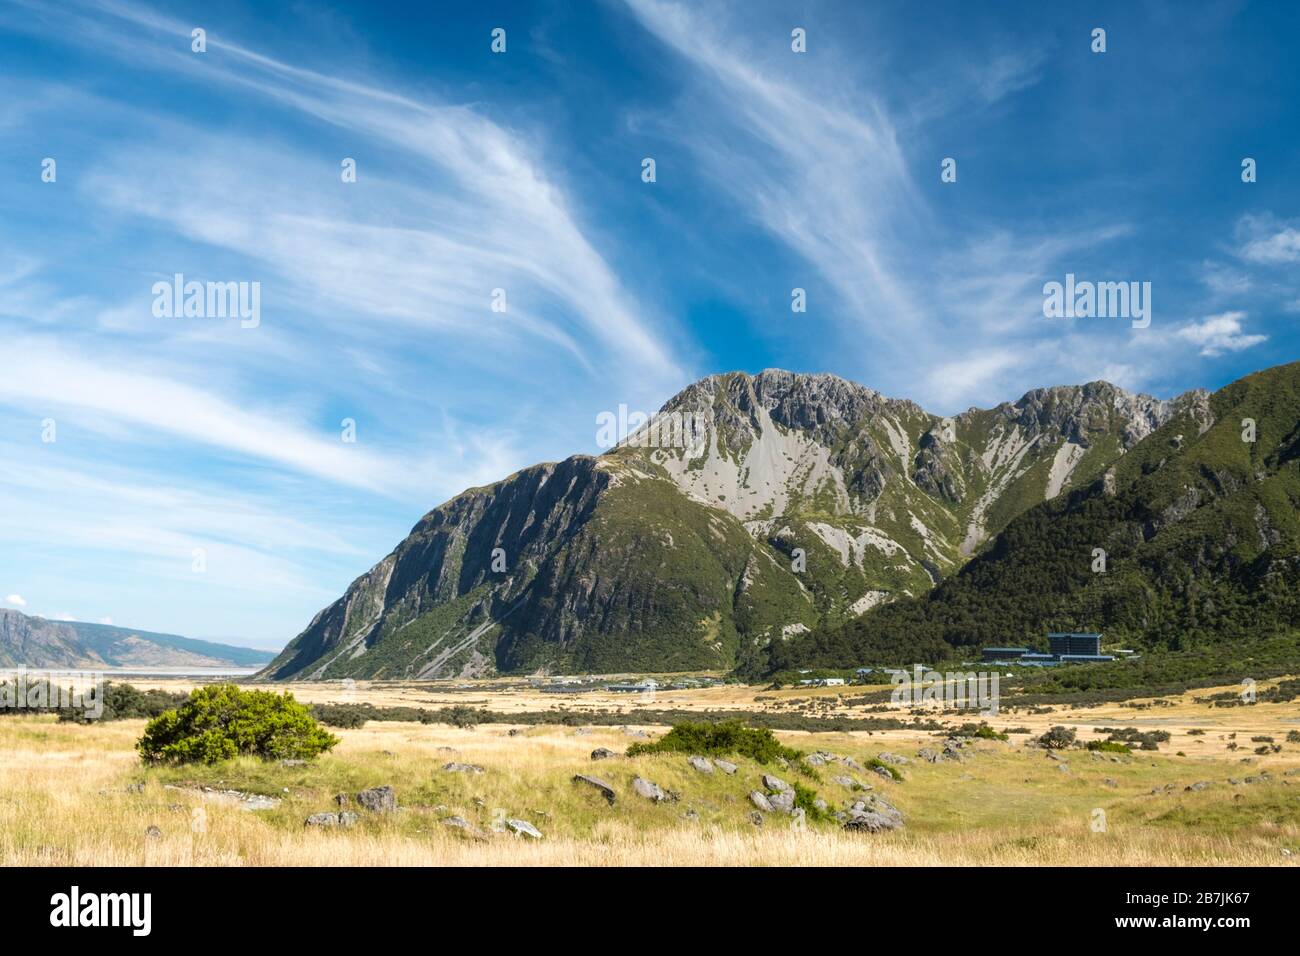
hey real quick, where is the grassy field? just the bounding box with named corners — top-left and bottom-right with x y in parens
top-left (2, 674), bottom-right (1298, 866)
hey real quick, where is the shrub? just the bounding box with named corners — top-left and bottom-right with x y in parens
top-left (791, 780), bottom-right (831, 822)
top-left (138, 684), bottom-right (338, 765)
top-left (864, 757), bottom-right (903, 781)
top-left (626, 719), bottom-right (803, 766)
top-left (1288, 731), bottom-right (1300, 744)
top-left (1038, 726), bottom-right (1077, 750)
top-left (1086, 739), bottom-right (1131, 754)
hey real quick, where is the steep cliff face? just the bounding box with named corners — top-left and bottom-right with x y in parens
top-left (263, 369), bottom-right (1205, 679)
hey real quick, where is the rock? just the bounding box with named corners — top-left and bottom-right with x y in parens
top-left (917, 748), bottom-right (941, 764)
top-left (126, 782), bottom-right (145, 794)
top-left (1057, 763), bottom-right (1071, 774)
top-left (768, 790), bottom-right (795, 813)
top-left (688, 755), bottom-right (714, 774)
top-left (145, 825), bottom-right (162, 840)
top-left (357, 785), bottom-right (397, 813)
top-left (876, 752), bottom-right (909, 766)
top-left (942, 743), bottom-right (963, 761)
top-left (842, 757), bottom-right (865, 773)
top-left (762, 773), bottom-right (791, 792)
top-left (1103, 778), bottom-right (1118, 788)
top-left (507, 818), bottom-right (544, 839)
top-left (338, 812), bottom-right (359, 827)
top-left (590, 748), bottom-right (618, 761)
top-left (507, 728), bottom-right (521, 736)
top-left (832, 774), bottom-right (863, 791)
top-left (749, 811), bottom-right (764, 827)
top-left (334, 793), bottom-right (351, 807)
top-left (843, 810), bottom-right (902, 833)
top-left (572, 774), bottom-right (617, 805)
top-left (632, 777), bottom-right (666, 802)
top-left (870, 765), bottom-right (896, 782)
top-left (813, 799), bottom-right (829, 813)
top-left (279, 759), bottom-right (308, 767)
top-left (305, 813), bottom-right (338, 828)
top-left (714, 759), bottom-right (738, 775)
top-left (442, 762), bottom-right (485, 774)
top-left (1185, 781), bottom-right (1211, 792)
top-left (749, 791), bottom-right (774, 812)
top-left (624, 729), bottom-right (649, 739)
top-left (442, 816), bottom-right (488, 841)
top-left (574, 728), bottom-right (592, 736)
top-left (804, 754), bottom-right (827, 767)
top-left (1045, 751), bottom-right (1060, 761)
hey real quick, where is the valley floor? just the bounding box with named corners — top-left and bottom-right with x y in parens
top-left (1, 677), bottom-right (1297, 866)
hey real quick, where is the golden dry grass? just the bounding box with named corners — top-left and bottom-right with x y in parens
top-left (2, 701), bottom-right (1297, 866)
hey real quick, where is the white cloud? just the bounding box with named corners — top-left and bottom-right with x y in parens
top-left (1235, 214), bottom-right (1300, 265)
top-left (98, 617), bottom-right (114, 626)
top-left (1175, 312), bottom-right (1267, 357)
top-left (5, 594), bottom-right (26, 607)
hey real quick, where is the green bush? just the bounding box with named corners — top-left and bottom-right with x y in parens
top-left (626, 719), bottom-right (803, 766)
top-left (1038, 725), bottom-right (1077, 749)
top-left (138, 684), bottom-right (338, 765)
top-left (1086, 739), bottom-right (1131, 754)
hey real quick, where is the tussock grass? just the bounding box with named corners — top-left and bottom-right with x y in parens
top-left (2, 712), bottom-right (1297, 866)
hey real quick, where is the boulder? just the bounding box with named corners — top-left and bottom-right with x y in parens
top-left (572, 774), bottom-right (617, 805)
top-left (876, 752), bottom-right (909, 765)
top-left (714, 759), bottom-right (738, 775)
top-left (917, 748), bottom-right (941, 764)
top-left (337, 811), bottom-right (359, 828)
top-left (749, 791), bottom-right (774, 812)
top-left (688, 755), bottom-right (714, 774)
top-left (843, 810), bottom-right (902, 833)
top-left (831, 774), bottom-right (864, 791)
top-left (762, 773), bottom-right (791, 792)
top-left (442, 762), bottom-right (485, 774)
top-left (356, 785), bottom-right (397, 813)
top-left (507, 818), bottom-right (544, 839)
top-left (803, 754), bottom-right (827, 768)
top-left (768, 790), bottom-right (795, 813)
top-left (590, 748), bottom-right (618, 760)
top-left (304, 813), bottom-right (339, 828)
top-left (632, 777), bottom-right (666, 802)
top-left (1184, 781), bottom-right (1211, 792)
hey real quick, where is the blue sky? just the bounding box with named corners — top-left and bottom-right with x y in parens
top-left (0, 0), bottom-right (1296, 649)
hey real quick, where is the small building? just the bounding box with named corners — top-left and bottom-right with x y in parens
top-left (606, 679), bottom-right (659, 693)
top-left (818, 678), bottom-right (846, 687)
top-left (982, 647), bottom-right (1032, 662)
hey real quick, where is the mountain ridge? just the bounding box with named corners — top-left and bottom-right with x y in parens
top-left (260, 366), bottom-right (1238, 681)
top-left (0, 610), bottom-right (274, 669)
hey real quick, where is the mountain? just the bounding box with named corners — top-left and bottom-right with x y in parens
top-left (0, 610), bottom-right (274, 669)
top-left (769, 361), bottom-right (1300, 673)
top-left (261, 367), bottom-right (1219, 681)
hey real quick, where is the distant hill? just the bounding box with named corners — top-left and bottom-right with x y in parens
top-left (0, 610), bottom-right (274, 669)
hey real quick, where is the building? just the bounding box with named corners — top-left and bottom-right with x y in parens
top-left (982, 647), bottom-right (1032, 662)
top-left (606, 679), bottom-right (659, 693)
top-left (1048, 632), bottom-right (1103, 657)
top-left (980, 633), bottom-right (1113, 666)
